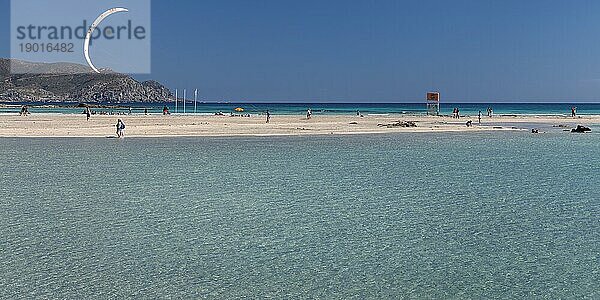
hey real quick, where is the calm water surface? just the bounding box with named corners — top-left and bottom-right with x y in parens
top-left (0, 133), bottom-right (598, 299)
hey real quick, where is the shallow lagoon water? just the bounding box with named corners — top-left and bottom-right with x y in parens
top-left (0, 132), bottom-right (598, 299)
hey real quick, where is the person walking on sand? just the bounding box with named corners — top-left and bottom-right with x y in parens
top-left (86, 107), bottom-right (91, 121)
top-left (571, 106), bottom-right (577, 118)
top-left (456, 108), bottom-right (460, 119)
top-left (116, 119), bottom-right (125, 138)
top-left (307, 108), bottom-right (312, 120)
top-left (478, 111), bottom-right (482, 124)
top-left (266, 110), bottom-right (271, 123)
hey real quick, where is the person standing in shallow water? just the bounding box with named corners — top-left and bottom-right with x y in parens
top-left (266, 110), bottom-right (271, 123)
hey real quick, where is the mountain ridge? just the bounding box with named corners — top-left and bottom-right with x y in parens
top-left (0, 59), bottom-right (173, 103)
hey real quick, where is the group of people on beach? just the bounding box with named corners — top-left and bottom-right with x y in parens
top-left (83, 106), bottom-right (154, 121)
top-left (82, 109), bottom-right (129, 118)
top-left (83, 109), bottom-right (127, 138)
top-left (454, 107), bottom-right (493, 121)
top-left (460, 107), bottom-right (494, 127)
top-left (263, 108), bottom-right (313, 123)
top-left (19, 105), bottom-right (30, 116)
top-left (452, 108), bottom-right (461, 119)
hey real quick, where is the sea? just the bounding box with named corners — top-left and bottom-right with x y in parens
top-left (2, 102), bottom-right (600, 116)
top-left (0, 132), bottom-right (598, 299)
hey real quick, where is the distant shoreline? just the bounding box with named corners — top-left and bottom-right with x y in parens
top-left (4, 101), bottom-right (600, 105)
top-left (3, 102), bottom-right (600, 117)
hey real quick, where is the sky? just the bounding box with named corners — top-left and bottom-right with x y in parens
top-left (2, 0), bottom-right (600, 103)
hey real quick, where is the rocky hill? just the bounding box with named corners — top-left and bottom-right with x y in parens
top-left (0, 59), bottom-right (173, 102)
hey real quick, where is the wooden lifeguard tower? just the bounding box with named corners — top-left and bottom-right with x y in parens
top-left (426, 92), bottom-right (440, 116)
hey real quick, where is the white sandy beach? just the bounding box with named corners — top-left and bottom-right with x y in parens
top-left (0, 113), bottom-right (596, 137)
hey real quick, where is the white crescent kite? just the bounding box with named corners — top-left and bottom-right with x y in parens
top-left (84, 7), bottom-right (129, 73)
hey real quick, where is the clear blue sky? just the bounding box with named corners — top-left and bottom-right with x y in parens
top-left (2, 0), bottom-right (600, 102)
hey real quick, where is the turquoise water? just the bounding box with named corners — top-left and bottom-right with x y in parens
top-left (3, 102), bottom-right (600, 116)
top-left (0, 133), bottom-right (598, 299)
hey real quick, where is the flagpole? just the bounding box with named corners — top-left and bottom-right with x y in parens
top-left (175, 89), bottom-right (178, 114)
top-left (194, 89), bottom-right (198, 114)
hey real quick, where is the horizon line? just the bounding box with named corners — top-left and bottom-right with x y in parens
top-left (3, 100), bottom-right (600, 105)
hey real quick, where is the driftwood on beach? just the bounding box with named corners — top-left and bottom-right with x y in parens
top-left (378, 121), bottom-right (418, 128)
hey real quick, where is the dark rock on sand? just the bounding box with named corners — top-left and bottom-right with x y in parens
top-left (571, 125), bottom-right (592, 133)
